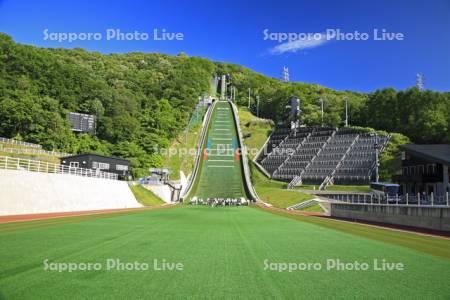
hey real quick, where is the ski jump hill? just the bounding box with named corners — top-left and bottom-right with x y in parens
top-left (182, 99), bottom-right (259, 202)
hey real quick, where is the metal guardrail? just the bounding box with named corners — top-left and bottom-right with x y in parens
top-left (322, 192), bottom-right (450, 207)
top-left (253, 134), bottom-right (271, 163)
top-left (287, 199), bottom-right (319, 210)
top-left (0, 156), bottom-right (118, 180)
top-left (0, 137), bottom-right (43, 149)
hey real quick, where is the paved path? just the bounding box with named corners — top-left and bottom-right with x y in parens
top-left (0, 204), bottom-right (173, 224)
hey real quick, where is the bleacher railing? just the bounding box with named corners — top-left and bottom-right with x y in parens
top-left (0, 156), bottom-right (118, 180)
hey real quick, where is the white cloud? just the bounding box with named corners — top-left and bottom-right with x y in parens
top-left (269, 32), bottom-right (331, 55)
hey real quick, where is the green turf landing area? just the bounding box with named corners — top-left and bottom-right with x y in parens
top-left (1, 206), bottom-right (450, 299)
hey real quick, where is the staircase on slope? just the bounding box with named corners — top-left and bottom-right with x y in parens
top-left (319, 134), bottom-right (359, 190)
top-left (272, 129), bottom-right (311, 181)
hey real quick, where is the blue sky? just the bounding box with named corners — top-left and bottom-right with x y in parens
top-left (0, 0), bottom-right (449, 92)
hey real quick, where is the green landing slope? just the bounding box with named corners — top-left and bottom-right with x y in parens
top-left (192, 101), bottom-right (246, 199)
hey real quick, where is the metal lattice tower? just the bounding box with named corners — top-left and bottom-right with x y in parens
top-left (220, 74), bottom-right (227, 100)
top-left (282, 66), bottom-right (289, 82)
top-left (416, 73), bottom-right (424, 90)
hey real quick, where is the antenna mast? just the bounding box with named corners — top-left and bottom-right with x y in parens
top-left (416, 73), bottom-right (424, 90)
top-left (282, 66), bottom-right (290, 82)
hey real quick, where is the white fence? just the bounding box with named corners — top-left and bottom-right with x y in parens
top-left (323, 192), bottom-right (450, 207)
top-left (0, 144), bottom-right (71, 157)
top-left (0, 137), bottom-right (42, 149)
top-left (0, 156), bottom-right (118, 180)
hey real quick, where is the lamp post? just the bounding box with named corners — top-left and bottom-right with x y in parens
top-left (320, 97), bottom-right (324, 127)
top-left (256, 96), bottom-right (260, 117)
top-left (371, 133), bottom-right (379, 183)
top-left (344, 96), bottom-right (348, 127)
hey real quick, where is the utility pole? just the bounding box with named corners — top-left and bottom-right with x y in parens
top-left (344, 97), bottom-right (348, 127)
top-left (320, 97), bottom-right (324, 127)
top-left (371, 133), bottom-right (380, 183)
top-left (375, 134), bottom-right (379, 183)
top-left (248, 88), bottom-right (251, 108)
top-left (196, 104), bottom-right (199, 120)
top-left (256, 96), bottom-right (260, 117)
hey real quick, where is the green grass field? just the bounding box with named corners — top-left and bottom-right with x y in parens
top-left (238, 107), bottom-right (274, 160)
top-left (297, 185), bottom-right (371, 192)
top-left (1, 206), bottom-right (450, 299)
top-left (297, 203), bottom-right (324, 213)
top-left (250, 162), bottom-right (313, 208)
top-left (325, 185), bottom-right (371, 192)
top-left (192, 101), bottom-right (246, 199)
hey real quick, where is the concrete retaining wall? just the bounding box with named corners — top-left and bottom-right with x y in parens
top-left (0, 169), bottom-right (141, 216)
top-left (331, 203), bottom-right (450, 232)
top-left (145, 184), bottom-right (172, 203)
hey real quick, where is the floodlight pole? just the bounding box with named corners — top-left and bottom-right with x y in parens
top-left (320, 97), bottom-right (324, 127)
top-left (344, 97), bottom-right (348, 127)
top-left (373, 133), bottom-right (379, 183)
top-left (375, 147), bottom-right (379, 183)
top-left (256, 96), bottom-right (260, 117)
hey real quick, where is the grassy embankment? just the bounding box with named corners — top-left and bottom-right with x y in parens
top-left (163, 106), bottom-right (206, 180)
top-left (297, 184), bottom-right (371, 192)
top-left (130, 185), bottom-right (165, 206)
top-left (0, 142), bottom-right (61, 164)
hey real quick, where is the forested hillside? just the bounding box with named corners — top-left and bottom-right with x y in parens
top-left (0, 33), bottom-right (448, 177)
top-left (217, 63), bottom-right (450, 144)
top-left (0, 33), bottom-right (214, 177)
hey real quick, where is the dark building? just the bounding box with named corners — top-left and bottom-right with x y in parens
top-left (60, 154), bottom-right (131, 178)
top-left (393, 144), bottom-right (450, 196)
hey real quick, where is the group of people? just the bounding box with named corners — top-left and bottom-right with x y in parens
top-left (189, 197), bottom-right (249, 207)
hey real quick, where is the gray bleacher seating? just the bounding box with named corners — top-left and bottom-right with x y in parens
top-left (257, 127), bottom-right (388, 186)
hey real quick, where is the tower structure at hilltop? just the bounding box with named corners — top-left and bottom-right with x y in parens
top-left (219, 74), bottom-right (227, 100)
top-left (282, 66), bottom-right (290, 82)
top-left (416, 73), bottom-right (424, 90)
